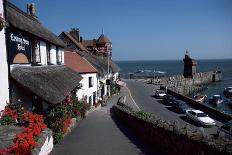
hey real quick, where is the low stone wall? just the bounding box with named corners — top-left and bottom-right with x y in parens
top-left (167, 89), bottom-right (232, 123)
top-left (112, 105), bottom-right (232, 155)
top-left (31, 128), bottom-right (53, 155)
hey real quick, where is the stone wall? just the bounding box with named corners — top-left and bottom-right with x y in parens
top-left (159, 71), bottom-right (222, 95)
top-left (31, 128), bottom-right (53, 155)
top-left (111, 105), bottom-right (232, 155)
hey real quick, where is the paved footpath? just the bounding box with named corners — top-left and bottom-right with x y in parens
top-left (52, 86), bottom-right (152, 155)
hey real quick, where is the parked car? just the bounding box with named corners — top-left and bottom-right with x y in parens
top-left (186, 110), bottom-right (216, 127)
top-left (155, 89), bottom-right (166, 99)
top-left (163, 94), bottom-right (176, 105)
top-left (170, 99), bottom-right (191, 113)
top-left (209, 95), bottom-right (223, 105)
top-left (227, 98), bottom-right (232, 107)
top-left (217, 120), bottom-right (232, 140)
top-left (224, 87), bottom-right (232, 98)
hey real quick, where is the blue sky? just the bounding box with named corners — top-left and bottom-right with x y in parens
top-left (10, 0), bottom-right (232, 60)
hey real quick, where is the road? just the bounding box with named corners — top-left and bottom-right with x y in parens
top-left (125, 79), bottom-right (223, 136)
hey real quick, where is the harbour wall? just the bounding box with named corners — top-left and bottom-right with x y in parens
top-left (111, 105), bottom-right (232, 155)
top-left (160, 71), bottom-right (222, 95)
top-left (129, 71), bottom-right (222, 95)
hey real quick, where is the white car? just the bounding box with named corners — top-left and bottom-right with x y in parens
top-left (186, 110), bottom-right (216, 126)
top-left (155, 90), bottom-right (166, 99)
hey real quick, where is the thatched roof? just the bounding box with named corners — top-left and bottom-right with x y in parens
top-left (11, 65), bottom-right (82, 104)
top-left (76, 50), bottom-right (119, 77)
top-left (6, 1), bottom-right (65, 47)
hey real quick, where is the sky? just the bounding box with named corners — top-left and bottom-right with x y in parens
top-left (10, 0), bottom-right (232, 61)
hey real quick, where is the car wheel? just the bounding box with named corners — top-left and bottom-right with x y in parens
top-left (197, 121), bottom-right (201, 126)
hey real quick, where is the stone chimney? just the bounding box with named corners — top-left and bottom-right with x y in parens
top-left (27, 3), bottom-right (36, 17)
top-left (69, 28), bottom-right (80, 42)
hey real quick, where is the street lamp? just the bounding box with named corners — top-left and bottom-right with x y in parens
top-left (106, 43), bottom-right (110, 96)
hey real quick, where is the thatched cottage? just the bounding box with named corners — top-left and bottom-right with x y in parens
top-left (5, 1), bottom-right (82, 113)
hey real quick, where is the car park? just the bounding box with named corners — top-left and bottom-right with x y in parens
top-left (155, 89), bottom-right (166, 99)
top-left (217, 120), bottom-right (232, 140)
top-left (170, 99), bottom-right (191, 113)
top-left (162, 94), bottom-right (176, 105)
top-left (186, 110), bottom-right (216, 127)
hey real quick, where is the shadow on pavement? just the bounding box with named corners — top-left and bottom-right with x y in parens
top-left (110, 108), bottom-right (156, 155)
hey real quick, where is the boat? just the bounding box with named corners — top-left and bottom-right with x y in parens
top-left (223, 87), bottom-right (232, 98)
top-left (193, 94), bottom-right (207, 103)
top-left (209, 95), bottom-right (223, 105)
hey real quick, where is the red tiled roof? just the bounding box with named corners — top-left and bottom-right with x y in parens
top-left (64, 51), bottom-right (97, 73)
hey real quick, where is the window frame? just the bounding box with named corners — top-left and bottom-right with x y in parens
top-left (46, 43), bottom-right (51, 64)
top-left (89, 77), bottom-right (93, 88)
top-left (56, 47), bottom-right (62, 64)
top-left (32, 40), bottom-right (41, 64)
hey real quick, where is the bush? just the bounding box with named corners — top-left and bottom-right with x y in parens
top-left (53, 132), bottom-right (63, 144)
top-left (0, 108), bottom-right (18, 125)
top-left (135, 110), bottom-right (153, 120)
top-left (0, 115), bottom-right (16, 125)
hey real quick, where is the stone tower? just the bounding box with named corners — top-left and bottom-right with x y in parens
top-left (183, 51), bottom-right (197, 78)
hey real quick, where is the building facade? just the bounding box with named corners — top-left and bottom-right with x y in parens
top-left (64, 51), bottom-right (98, 106)
top-left (0, 0), bottom-right (9, 110)
top-left (5, 2), bottom-right (82, 113)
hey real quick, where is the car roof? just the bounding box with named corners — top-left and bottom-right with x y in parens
top-left (190, 110), bottom-right (203, 113)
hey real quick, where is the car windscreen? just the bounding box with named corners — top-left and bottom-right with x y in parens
top-left (197, 113), bottom-right (208, 117)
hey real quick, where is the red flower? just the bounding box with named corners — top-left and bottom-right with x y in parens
top-left (0, 110), bottom-right (46, 154)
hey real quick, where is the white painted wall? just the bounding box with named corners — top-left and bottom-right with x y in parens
top-left (0, 0), bottom-right (9, 110)
top-left (77, 73), bottom-right (98, 106)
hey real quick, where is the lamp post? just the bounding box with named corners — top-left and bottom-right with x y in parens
top-left (107, 44), bottom-right (110, 97)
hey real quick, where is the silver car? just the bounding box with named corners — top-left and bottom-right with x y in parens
top-left (186, 110), bottom-right (216, 126)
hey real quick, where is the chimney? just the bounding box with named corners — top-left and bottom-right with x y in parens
top-left (27, 3), bottom-right (36, 17)
top-left (70, 28), bottom-right (80, 42)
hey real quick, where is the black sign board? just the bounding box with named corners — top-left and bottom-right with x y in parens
top-left (6, 28), bottom-right (31, 64)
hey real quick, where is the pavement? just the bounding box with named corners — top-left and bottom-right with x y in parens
top-left (52, 85), bottom-right (152, 155)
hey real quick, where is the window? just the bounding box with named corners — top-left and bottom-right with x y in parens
top-left (88, 96), bottom-right (92, 105)
top-left (67, 41), bottom-right (71, 47)
top-left (56, 47), bottom-right (62, 64)
top-left (89, 77), bottom-right (93, 88)
top-left (46, 43), bottom-right (51, 64)
top-left (32, 40), bottom-right (41, 63)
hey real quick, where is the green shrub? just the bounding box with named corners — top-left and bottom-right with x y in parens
top-left (53, 132), bottom-right (64, 144)
top-left (135, 110), bottom-right (153, 120)
top-left (0, 115), bottom-right (16, 125)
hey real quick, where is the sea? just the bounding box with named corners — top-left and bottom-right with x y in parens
top-left (115, 59), bottom-right (232, 115)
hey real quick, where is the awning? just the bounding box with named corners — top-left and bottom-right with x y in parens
top-left (11, 65), bottom-right (83, 104)
top-left (116, 80), bottom-right (126, 87)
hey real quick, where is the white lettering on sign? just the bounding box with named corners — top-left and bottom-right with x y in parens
top-left (10, 33), bottom-right (29, 51)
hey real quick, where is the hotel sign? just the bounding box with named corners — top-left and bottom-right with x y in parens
top-left (6, 28), bottom-right (31, 64)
